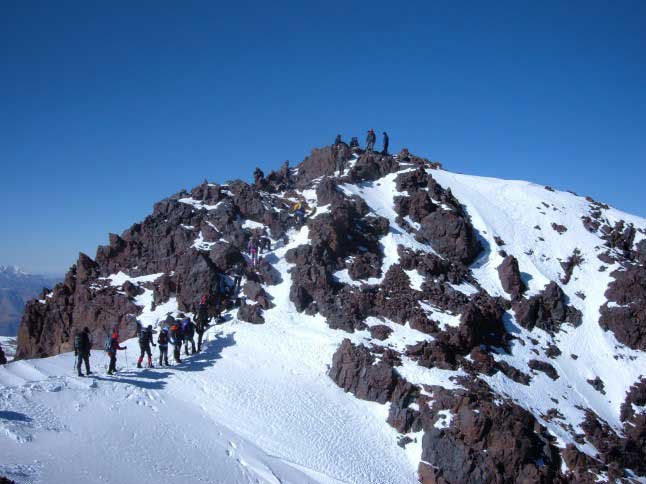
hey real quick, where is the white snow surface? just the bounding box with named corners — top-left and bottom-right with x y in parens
top-left (2, 165), bottom-right (646, 482)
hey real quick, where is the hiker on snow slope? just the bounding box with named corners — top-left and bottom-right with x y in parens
top-left (105, 328), bottom-right (127, 375)
top-left (137, 324), bottom-right (156, 368)
top-left (74, 326), bottom-right (92, 377)
top-left (170, 319), bottom-right (183, 364)
top-left (182, 318), bottom-right (196, 356)
top-left (158, 326), bottom-right (170, 366)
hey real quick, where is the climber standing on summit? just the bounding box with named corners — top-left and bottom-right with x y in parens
top-left (137, 325), bottom-right (156, 368)
top-left (253, 167), bottom-right (264, 185)
top-left (366, 129), bottom-right (376, 152)
top-left (74, 327), bottom-right (92, 376)
top-left (382, 131), bottom-right (389, 155)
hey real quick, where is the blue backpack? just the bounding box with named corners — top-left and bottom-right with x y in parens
top-left (103, 336), bottom-right (113, 352)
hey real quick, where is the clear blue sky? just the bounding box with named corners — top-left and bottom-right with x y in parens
top-left (1, 1), bottom-right (645, 275)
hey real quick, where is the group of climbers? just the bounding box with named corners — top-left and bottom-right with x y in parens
top-left (94, 263), bottom-right (251, 376)
top-left (335, 129), bottom-right (389, 155)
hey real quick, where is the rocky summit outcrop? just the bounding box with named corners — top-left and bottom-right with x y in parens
top-left (15, 178), bottom-right (291, 358)
top-left (14, 141), bottom-right (646, 482)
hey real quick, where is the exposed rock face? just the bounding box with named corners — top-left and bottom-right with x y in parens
top-left (513, 282), bottom-right (581, 333)
top-left (600, 265), bottom-right (646, 350)
top-left (560, 249), bottom-right (584, 285)
top-left (418, 210), bottom-right (481, 265)
top-left (528, 359), bottom-right (559, 380)
top-left (417, 382), bottom-right (562, 484)
top-left (393, 170), bottom-right (482, 265)
top-left (16, 176), bottom-right (287, 358)
top-left (237, 301), bottom-right (265, 324)
top-left (328, 339), bottom-right (400, 404)
top-left (497, 255), bottom-right (525, 299)
top-left (369, 324), bottom-right (393, 341)
top-left (16, 255), bottom-right (141, 359)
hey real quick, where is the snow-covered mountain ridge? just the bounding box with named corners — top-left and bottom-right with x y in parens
top-left (3, 144), bottom-right (645, 483)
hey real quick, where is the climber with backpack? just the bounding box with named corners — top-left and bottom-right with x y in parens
top-left (74, 326), bottom-right (92, 377)
top-left (382, 131), bottom-right (389, 155)
top-left (104, 327), bottom-right (127, 375)
top-left (169, 319), bottom-right (183, 364)
top-left (195, 311), bottom-right (208, 353)
top-left (137, 325), bottom-right (156, 368)
top-left (157, 327), bottom-right (170, 366)
top-left (182, 318), bottom-right (196, 356)
top-left (291, 200), bottom-right (306, 226)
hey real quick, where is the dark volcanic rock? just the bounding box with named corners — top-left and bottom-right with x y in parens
top-left (497, 255), bottom-right (526, 299)
top-left (560, 249), bottom-right (584, 285)
top-left (513, 281), bottom-right (581, 333)
top-left (418, 210), bottom-right (482, 265)
top-left (243, 281), bottom-right (274, 310)
top-left (528, 359), bottom-right (559, 380)
top-left (16, 254), bottom-right (141, 359)
top-left (209, 242), bottom-right (244, 271)
top-left (599, 265), bottom-right (646, 350)
top-left (369, 324), bottom-right (393, 341)
top-left (496, 361), bottom-right (531, 385)
top-left (602, 220), bottom-right (636, 258)
top-left (586, 377), bottom-right (606, 394)
top-left (581, 410), bottom-right (646, 478)
top-left (387, 379), bottom-right (422, 434)
top-left (237, 301), bottom-right (265, 324)
top-left (348, 253), bottom-right (381, 280)
top-left (561, 444), bottom-right (602, 482)
top-left (551, 223), bottom-right (568, 234)
top-left (328, 339), bottom-right (399, 404)
top-left (419, 382), bottom-right (563, 484)
top-left (620, 378), bottom-right (646, 422)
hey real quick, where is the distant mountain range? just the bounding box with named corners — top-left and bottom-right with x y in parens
top-left (0, 265), bottom-right (60, 335)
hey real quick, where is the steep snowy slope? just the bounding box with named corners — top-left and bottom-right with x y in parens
top-left (5, 144), bottom-right (646, 483)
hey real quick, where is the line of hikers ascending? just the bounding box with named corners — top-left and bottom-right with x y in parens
top-left (335, 129), bottom-right (389, 155)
